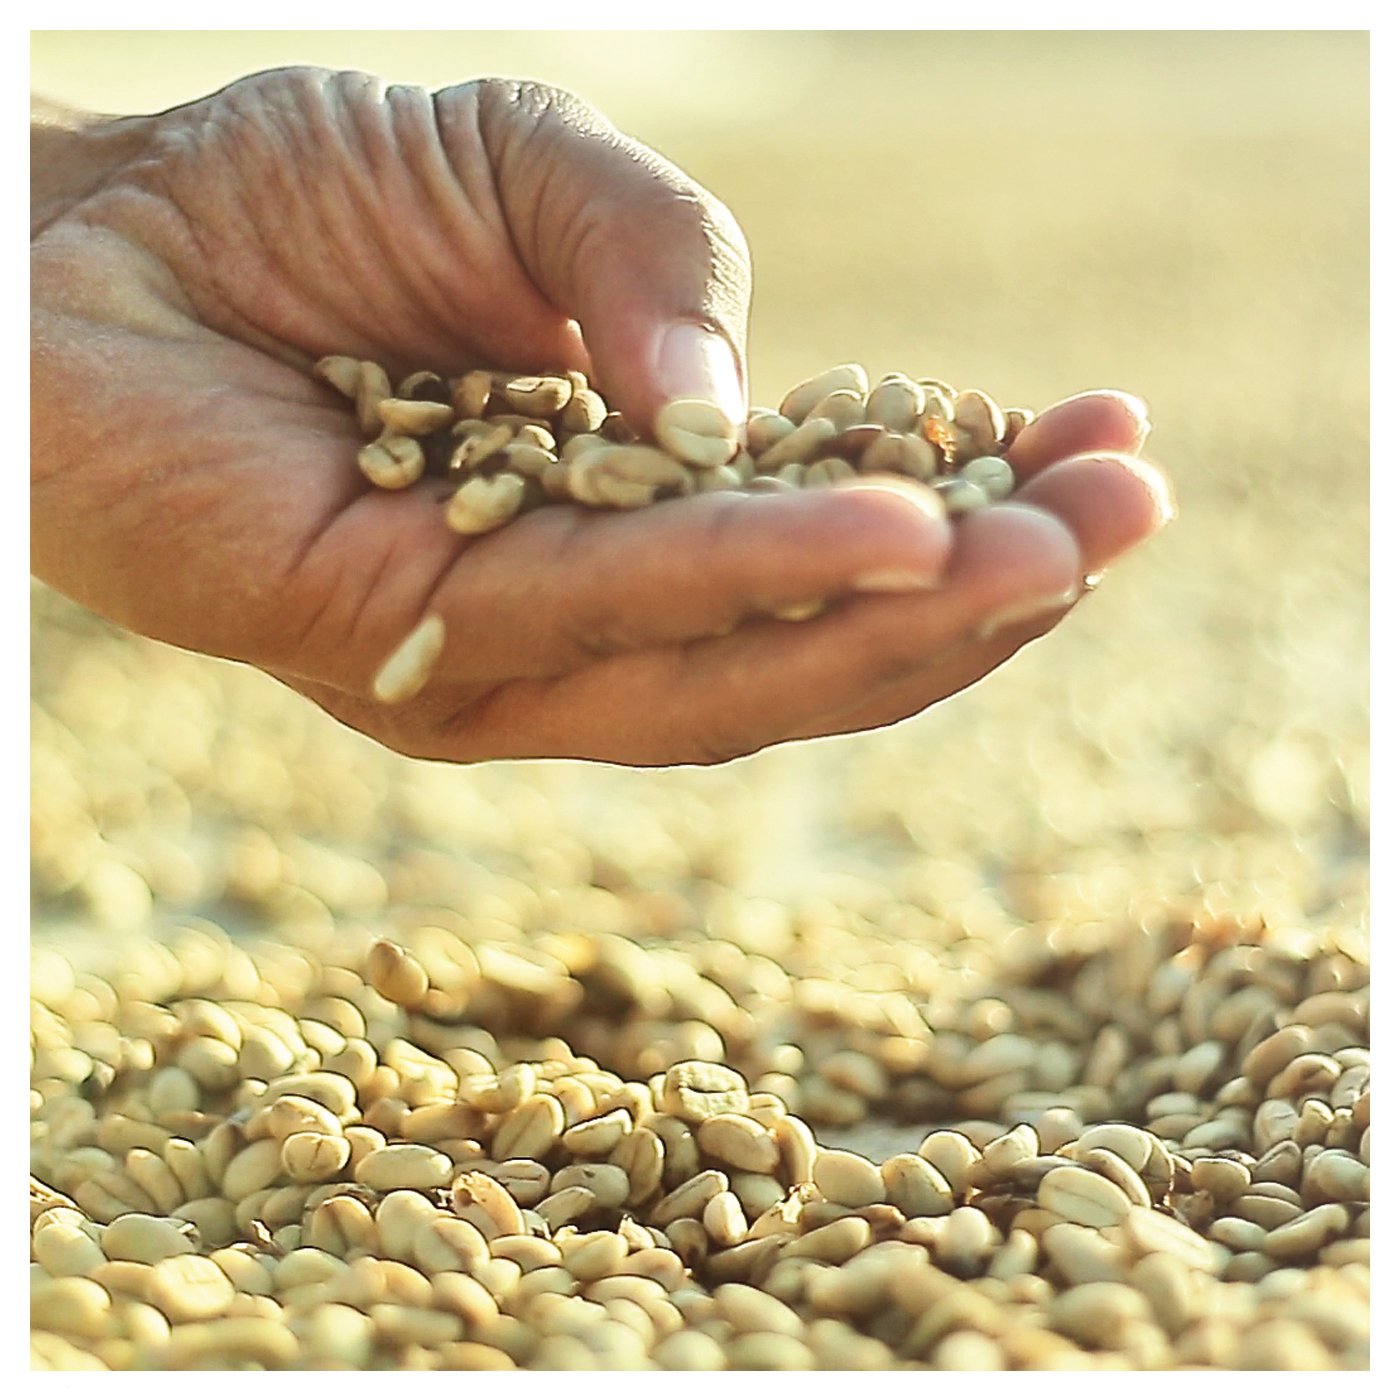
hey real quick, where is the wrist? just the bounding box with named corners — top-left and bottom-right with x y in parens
top-left (31, 98), bottom-right (154, 237)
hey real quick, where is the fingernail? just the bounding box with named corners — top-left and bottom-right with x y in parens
top-left (1121, 391), bottom-right (1152, 449)
top-left (655, 322), bottom-right (746, 425)
top-left (852, 568), bottom-right (942, 593)
top-left (1152, 472), bottom-right (1177, 525)
top-left (836, 477), bottom-right (949, 521)
top-left (770, 599), bottom-right (827, 622)
top-left (973, 586), bottom-right (1081, 643)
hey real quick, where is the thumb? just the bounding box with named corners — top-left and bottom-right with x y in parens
top-left (448, 78), bottom-right (752, 437)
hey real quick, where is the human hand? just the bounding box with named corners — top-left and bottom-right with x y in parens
top-left (31, 68), bottom-right (1172, 766)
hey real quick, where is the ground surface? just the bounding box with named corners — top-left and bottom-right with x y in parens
top-left (30, 31), bottom-right (1368, 1371)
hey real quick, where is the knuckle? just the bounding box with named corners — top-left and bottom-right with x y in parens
top-left (553, 517), bottom-right (640, 664)
top-left (566, 611), bottom-right (635, 665)
top-left (466, 76), bottom-right (750, 332)
top-left (227, 64), bottom-right (340, 101)
top-left (624, 182), bottom-right (752, 324)
top-left (470, 76), bottom-right (611, 141)
top-left (693, 198), bottom-right (752, 330)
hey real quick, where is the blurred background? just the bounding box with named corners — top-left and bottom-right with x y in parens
top-left (31, 31), bottom-right (1367, 1099)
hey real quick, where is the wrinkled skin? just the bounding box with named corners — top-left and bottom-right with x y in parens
top-left (31, 68), bottom-right (1173, 766)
